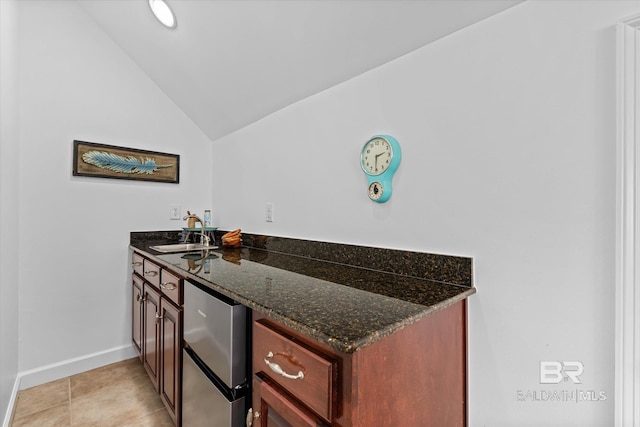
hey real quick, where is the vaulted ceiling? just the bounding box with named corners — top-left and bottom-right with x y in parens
top-left (77, 0), bottom-right (522, 141)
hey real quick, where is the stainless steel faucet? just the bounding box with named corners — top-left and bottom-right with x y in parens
top-left (182, 213), bottom-right (210, 247)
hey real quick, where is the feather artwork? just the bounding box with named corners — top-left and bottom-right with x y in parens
top-left (82, 150), bottom-right (172, 175)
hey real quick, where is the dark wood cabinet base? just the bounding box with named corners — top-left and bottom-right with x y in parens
top-left (253, 300), bottom-right (468, 426)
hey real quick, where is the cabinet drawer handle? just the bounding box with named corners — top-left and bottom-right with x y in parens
top-left (155, 313), bottom-right (163, 323)
top-left (144, 270), bottom-right (158, 277)
top-left (246, 408), bottom-right (259, 427)
top-left (264, 351), bottom-right (304, 380)
top-left (131, 261), bottom-right (142, 267)
top-left (160, 282), bottom-right (177, 291)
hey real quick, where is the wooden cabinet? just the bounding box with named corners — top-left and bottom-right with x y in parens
top-left (252, 318), bottom-right (335, 427)
top-left (142, 258), bottom-right (161, 288)
top-left (253, 320), bottom-right (336, 425)
top-left (252, 299), bottom-right (468, 427)
top-left (143, 283), bottom-right (161, 391)
top-left (253, 375), bottom-right (328, 427)
top-left (131, 246), bottom-right (468, 427)
top-left (159, 269), bottom-right (182, 306)
top-left (159, 297), bottom-right (181, 425)
top-left (132, 252), bottom-right (144, 276)
top-left (131, 274), bottom-right (144, 359)
top-left (131, 251), bottom-right (183, 426)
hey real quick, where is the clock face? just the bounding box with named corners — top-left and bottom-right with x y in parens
top-left (361, 137), bottom-right (393, 176)
top-left (368, 181), bottom-right (383, 201)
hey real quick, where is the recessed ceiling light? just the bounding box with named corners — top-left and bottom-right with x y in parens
top-left (149, 0), bottom-right (177, 29)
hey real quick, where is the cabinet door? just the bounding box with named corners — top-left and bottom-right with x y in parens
top-left (159, 298), bottom-right (181, 425)
top-left (143, 284), bottom-right (161, 392)
top-left (253, 376), bottom-right (328, 427)
top-left (132, 275), bottom-right (144, 359)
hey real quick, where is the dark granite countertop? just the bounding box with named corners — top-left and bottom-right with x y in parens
top-left (130, 231), bottom-right (475, 354)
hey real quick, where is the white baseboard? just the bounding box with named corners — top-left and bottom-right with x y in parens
top-left (2, 375), bottom-right (20, 427)
top-left (17, 344), bottom-right (137, 390)
top-left (2, 344), bottom-right (137, 427)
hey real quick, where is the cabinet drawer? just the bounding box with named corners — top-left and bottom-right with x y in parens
top-left (253, 320), bottom-right (336, 421)
top-left (143, 259), bottom-right (161, 288)
top-left (132, 252), bottom-right (144, 277)
top-left (160, 269), bottom-right (182, 306)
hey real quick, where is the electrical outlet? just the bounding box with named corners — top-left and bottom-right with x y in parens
top-left (170, 205), bottom-right (181, 220)
top-left (266, 203), bottom-right (274, 222)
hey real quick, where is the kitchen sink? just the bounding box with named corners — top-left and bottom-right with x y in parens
top-left (149, 243), bottom-right (218, 253)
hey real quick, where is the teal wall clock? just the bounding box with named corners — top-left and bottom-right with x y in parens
top-left (360, 135), bottom-right (401, 203)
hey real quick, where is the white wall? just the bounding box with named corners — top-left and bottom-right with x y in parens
top-left (14, 0), bottom-right (212, 382)
top-left (0, 0), bottom-right (21, 419)
top-left (211, 1), bottom-right (640, 425)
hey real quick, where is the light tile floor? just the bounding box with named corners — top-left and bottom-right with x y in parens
top-left (10, 357), bottom-right (173, 427)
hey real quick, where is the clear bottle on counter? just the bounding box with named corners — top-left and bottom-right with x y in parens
top-left (204, 210), bottom-right (211, 227)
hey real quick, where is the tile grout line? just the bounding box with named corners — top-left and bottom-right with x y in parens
top-left (67, 377), bottom-right (72, 427)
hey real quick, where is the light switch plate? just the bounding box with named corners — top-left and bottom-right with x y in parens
top-left (266, 203), bottom-right (273, 222)
top-left (170, 205), bottom-right (181, 220)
